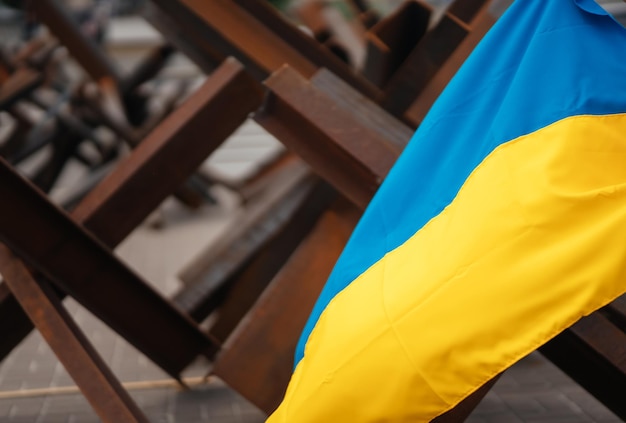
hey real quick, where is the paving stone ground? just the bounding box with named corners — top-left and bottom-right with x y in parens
top-left (0, 332), bottom-right (621, 422)
top-left (469, 352), bottom-right (621, 423)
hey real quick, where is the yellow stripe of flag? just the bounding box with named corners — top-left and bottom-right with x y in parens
top-left (269, 113), bottom-right (626, 422)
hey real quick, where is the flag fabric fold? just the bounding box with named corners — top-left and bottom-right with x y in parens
top-left (268, 1), bottom-right (626, 421)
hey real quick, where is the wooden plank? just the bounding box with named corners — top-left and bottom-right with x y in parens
top-left (603, 294), bottom-right (626, 333)
top-left (175, 158), bottom-right (337, 355)
top-left (233, 0), bottom-right (377, 96)
top-left (0, 282), bottom-right (34, 361)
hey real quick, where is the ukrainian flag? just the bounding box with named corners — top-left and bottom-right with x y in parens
top-left (268, 1), bottom-right (626, 421)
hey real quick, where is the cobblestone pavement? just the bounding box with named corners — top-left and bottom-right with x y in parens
top-left (0, 334), bottom-right (621, 423)
top-left (0, 298), bottom-right (266, 423)
top-left (469, 352), bottom-right (621, 423)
